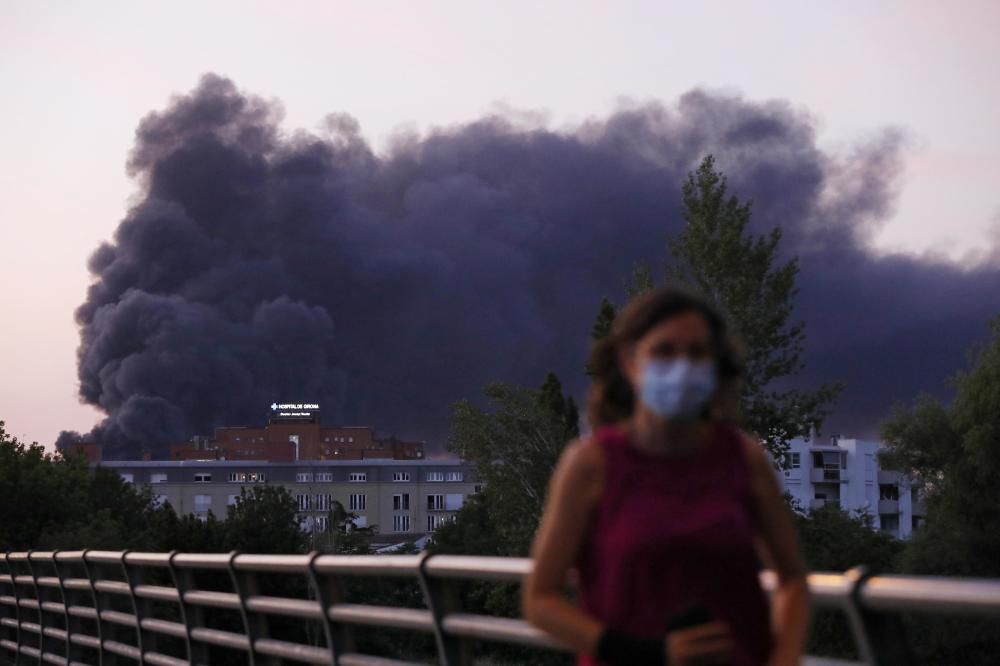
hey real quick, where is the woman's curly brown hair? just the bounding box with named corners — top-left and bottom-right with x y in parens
top-left (587, 286), bottom-right (744, 429)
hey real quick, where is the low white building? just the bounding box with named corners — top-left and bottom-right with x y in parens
top-left (778, 435), bottom-right (925, 540)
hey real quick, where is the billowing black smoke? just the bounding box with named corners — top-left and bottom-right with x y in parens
top-left (59, 74), bottom-right (1000, 458)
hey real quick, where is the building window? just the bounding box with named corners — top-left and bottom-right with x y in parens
top-left (427, 494), bottom-right (445, 511)
top-left (393, 494), bottom-right (410, 511)
top-left (789, 453), bottom-right (800, 469)
top-left (296, 494), bottom-right (312, 511)
top-left (474, 484), bottom-right (483, 494)
top-left (228, 472), bottom-right (266, 483)
top-left (393, 515), bottom-right (411, 533)
top-left (296, 472), bottom-right (313, 483)
top-left (316, 472), bottom-right (333, 482)
top-left (349, 494), bottom-right (366, 512)
top-left (426, 514), bottom-right (452, 531)
top-left (426, 472), bottom-right (445, 482)
top-left (150, 473), bottom-right (168, 483)
top-left (393, 472), bottom-right (410, 482)
top-left (120, 473), bottom-right (134, 484)
top-left (315, 515), bottom-right (329, 531)
top-left (194, 473), bottom-right (212, 483)
top-left (194, 495), bottom-right (211, 511)
top-left (880, 514), bottom-right (899, 532)
top-left (445, 471), bottom-right (463, 482)
top-left (315, 494), bottom-right (333, 512)
top-left (349, 472), bottom-right (367, 483)
top-left (879, 484), bottom-right (899, 501)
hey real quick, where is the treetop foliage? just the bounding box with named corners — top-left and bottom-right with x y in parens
top-left (881, 316), bottom-right (1000, 579)
top-left (593, 155), bottom-right (841, 460)
top-left (444, 372), bottom-right (578, 556)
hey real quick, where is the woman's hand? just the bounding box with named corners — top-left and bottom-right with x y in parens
top-left (767, 654), bottom-right (800, 666)
top-left (665, 620), bottom-right (733, 665)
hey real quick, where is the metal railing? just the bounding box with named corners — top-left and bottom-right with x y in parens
top-left (2, 551), bottom-right (1000, 666)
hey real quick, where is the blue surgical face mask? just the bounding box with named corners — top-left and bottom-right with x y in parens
top-left (638, 358), bottom-right (717, 420)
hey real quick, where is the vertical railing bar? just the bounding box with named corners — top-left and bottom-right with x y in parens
top-left (50, 550), bottom-right (73, 666)
top-left (79, 550), bottom-right (110, 666)
top-left (843, 566), bottom-right (878, 665)
top-left (52, 551), bottom-right (87, 666)
top-left (167, 551), bottom-right (206, 666)
top-left (417, 552), bottom-right (471, 666)
top-left (304, 551), bottom-right (340, 665)
top-left (32, 552), bottom-right (66, 666)
top-left (3, 552), bottom-right (24, 666)
top-left (847, 566), bottom-right (914, 665)
top-left (117, 550), bottom-right (147, 665)
top-left (225, 551), bottom-right (258, 666)
top-left (24, 551), bottom-right (44, 666)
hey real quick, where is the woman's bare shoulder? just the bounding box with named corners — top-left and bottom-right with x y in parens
top-left (562, 435), bottom-right (605, 469)
top-left (735, 430), bottom-right (783, 489)
top-left (553, 436), bottom-right (606, 496)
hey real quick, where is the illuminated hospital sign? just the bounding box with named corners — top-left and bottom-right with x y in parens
top-left (269, 402), bottom-right (320, 423)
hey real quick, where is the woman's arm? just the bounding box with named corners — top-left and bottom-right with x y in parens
top-left (743, 436), bottom-right (811, 666)
top-left (522, 438), bottom-right (606, 654)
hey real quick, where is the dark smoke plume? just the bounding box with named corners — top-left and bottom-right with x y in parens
top-left (59, 74), bottom-right (1000, 458)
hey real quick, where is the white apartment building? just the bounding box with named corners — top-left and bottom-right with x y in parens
top-left (779, 435), bottom-right (926, 540)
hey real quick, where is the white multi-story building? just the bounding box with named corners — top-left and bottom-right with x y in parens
top-left (779, 435), bottom-right (925, 540)
top-left (102, 459), bottom-right (479, 540)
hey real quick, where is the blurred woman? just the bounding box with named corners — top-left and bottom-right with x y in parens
top-left (523, 288), bottom-right (809, 665)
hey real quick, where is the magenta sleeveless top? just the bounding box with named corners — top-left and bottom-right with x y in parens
top-left (576, 424), bottom-right (773, 666)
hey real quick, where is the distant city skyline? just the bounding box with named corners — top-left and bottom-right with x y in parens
top-left (2, 1), bottom-right (999, 448)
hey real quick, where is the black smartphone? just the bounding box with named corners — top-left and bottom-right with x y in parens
top-left (665, 604), bottom-right (713, 631)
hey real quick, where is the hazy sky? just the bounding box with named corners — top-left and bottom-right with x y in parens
top-left (1, 0), bottom-right (998, 447)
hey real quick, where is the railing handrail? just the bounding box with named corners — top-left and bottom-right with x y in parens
top-left (3, 551), bottom-right (999, 666)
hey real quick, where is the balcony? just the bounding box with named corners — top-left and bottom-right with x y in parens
top-left (878, 499), bottom-right (900, 514)
top-left (810, 498), bottom-right (840, 510)
top-left (878, 470), bottom-right (903, 484)
top-left (811, 467), bottom-right (848, 483)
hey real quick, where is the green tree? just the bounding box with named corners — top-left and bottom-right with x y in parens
top-left (790, 503), bottom-right (904, 660)
top-left (446, 372), bottom-right (579, 556)
top-left (625, 261), bottom-right (655, 297)
top-left (0, 423), bottom-right (173, 551)
top-left (881, 317), bottom-right (1000, 577)
top-left (878, 318), bottom-right (1000, 665)
top-left (590, 297), bottom-right (617, 342)
top-left (794, 504), bottom-right (902, 573)
top-left (224, 485), bottom-right (308, 554)
top-left (436, 373), bottom-right (580, 665)
top-left (595, 156), bottom-right (841, 460)
top-left (310, 499), bottom-right (377, 554)
top-left (879, 395), bottom-right (958, 493)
